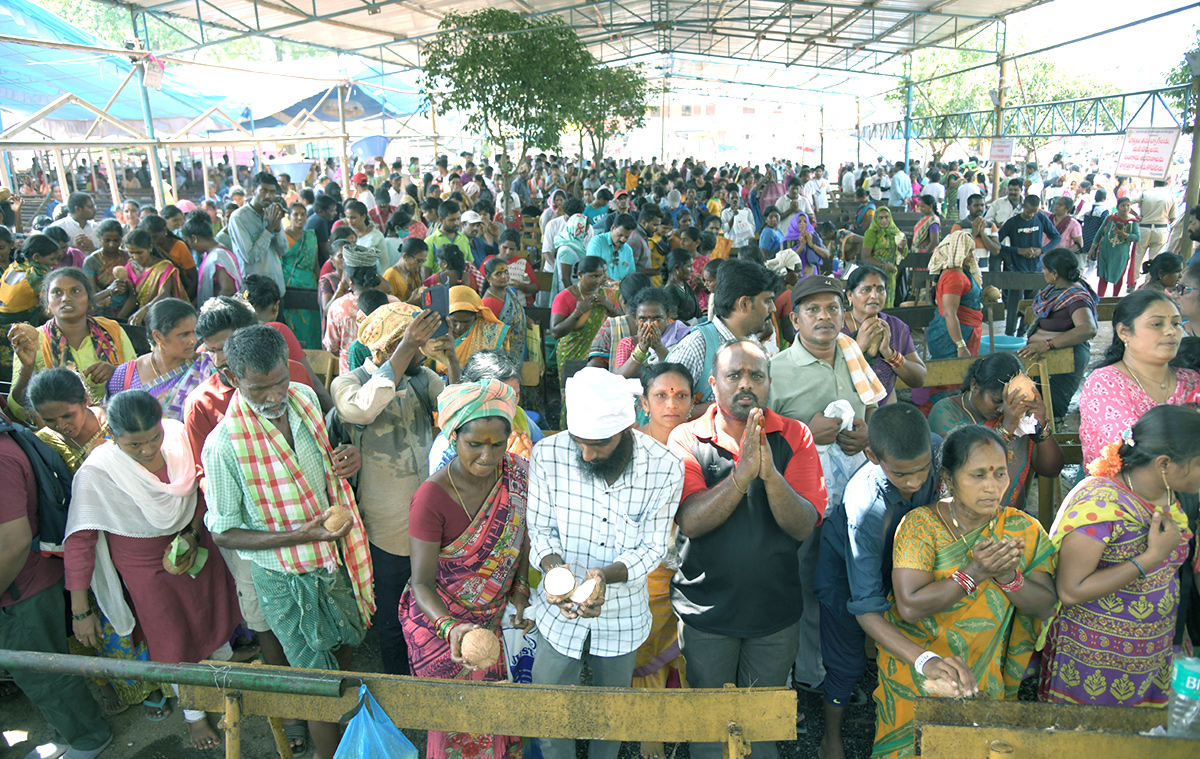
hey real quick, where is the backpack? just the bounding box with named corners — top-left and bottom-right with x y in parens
top-left (0, 415), bottom-right (74, 554)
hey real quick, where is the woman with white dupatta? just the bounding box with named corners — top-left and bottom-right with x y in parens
top-left (63, 389), bottom-right (242, 751)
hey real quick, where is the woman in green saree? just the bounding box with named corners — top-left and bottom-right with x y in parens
top-left (861, 207), bottom-right (907, 308)
top-left (281, 202), bottom-right (321, 348)
top-left (873, 425), bottom-right (1057, 758)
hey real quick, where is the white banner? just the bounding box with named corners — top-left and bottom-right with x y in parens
top-left (1115, 128), bottom-right (1181, 180)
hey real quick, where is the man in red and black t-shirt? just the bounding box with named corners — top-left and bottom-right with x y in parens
top-left (667, 339), bottom-right (826, 759)
top-left (0, 411), bottom-right (112, 758)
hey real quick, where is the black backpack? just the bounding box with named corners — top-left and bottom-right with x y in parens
top-left (0, 415), bottom-right (74, 553)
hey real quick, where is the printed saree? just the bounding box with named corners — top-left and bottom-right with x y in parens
top-left (873, 506), bottom-right (1053, 758)
top-left (399, 454), bottom-right (528, 759)
top-left (282, 229), bottom-right (321, 348)
top-left (1039, 477), bottom-right (1191, 707)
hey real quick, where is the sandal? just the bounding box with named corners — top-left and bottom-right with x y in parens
top-left (143, 692), bottom-right (172, 721)
top-left (101, 692), bottom-right (131, 716)
top-left (284, 721), bottom-right (309, 756)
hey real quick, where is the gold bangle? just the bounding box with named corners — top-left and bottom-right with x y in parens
top-left (731, 473), bottom-right (748, 494)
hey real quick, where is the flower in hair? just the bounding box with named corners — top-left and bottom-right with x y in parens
top-left (1087, 439), bottom-right (1124, 478)
top-left (1120, 427), bottom-right (1135, 447)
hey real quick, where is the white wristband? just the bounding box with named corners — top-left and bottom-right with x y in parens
top-left (914, 651), bottom-right (941, 676)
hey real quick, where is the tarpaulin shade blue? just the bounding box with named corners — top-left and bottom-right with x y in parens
top-left (237, 83), bottom-right (422, 129)
top-left (0, 0), bottom-right (224, 126)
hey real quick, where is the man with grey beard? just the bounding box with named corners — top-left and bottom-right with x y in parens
top-left (202, 325), bottom-right (374, 759)
top-left (527, 367), bottom-right (683, 759)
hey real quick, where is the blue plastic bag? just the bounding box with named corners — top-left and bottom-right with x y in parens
top-left (334, 684), bottom-right (418, 759)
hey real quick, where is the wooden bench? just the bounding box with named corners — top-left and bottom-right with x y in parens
top-left (895, 346), bottom-right (1075, 420)
top-left (1018, 296), bottom-right (1120, 328)
top-left (883, 302), bottom-right (1006, 356)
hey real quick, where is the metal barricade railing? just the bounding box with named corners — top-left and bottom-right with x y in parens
top-left (0, 650), bottom-right (796, 759)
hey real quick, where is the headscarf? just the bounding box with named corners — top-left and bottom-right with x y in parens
top-left (437, 379), bottom-right (516, 435)
top-left (450, 285), bottom-right (503, 325)
top-left (928, 230), bottom-right (982, 286)
top-left (863, 207), bottom-right (903, 248)
top-left (765, 249), bottom-right (802, 275)
top-left (356, 301), bottom-right (422, 364)
top-left (782, 209), bottom-right (816, 241)
top-left (554, 213), bottom-right (589, 257)
top-left (342, 243), bottom-right (377, 268)
top-left (565, 366), bottom-right (641, 439)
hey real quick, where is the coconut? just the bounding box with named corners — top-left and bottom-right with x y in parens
top-left (981, 285), bottom-right (1001, 302)
top-left (920, 677), bottom-right (961, 698)
top-left (543, 566), bottom-right (576, 598)
top-left (570, 578), bottom-right (600, 605)
top-left (1006, 373), bottom-right (1038, 403)
top-left (112, 266), bottom-right (128, 281)
top-left (460, 628), bottom-right (501, 669)
top-left (322, 504), bottom-right (351, 532)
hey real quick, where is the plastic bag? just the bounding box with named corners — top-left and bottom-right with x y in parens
top-left (334, 684), bottom-right (418, 759)
top-left (500, 602), bottom-right (538, 683)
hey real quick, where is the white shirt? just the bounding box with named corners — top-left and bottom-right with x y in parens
top-left (805, 178), bottom-right (830, 209)
top-left (922, 182), bottom-right (945, 205)
top-left (841, 171), bottom-right (857, 196)
top-left (984, 197), bottom-right (1021, 230)
top-left (49, 216), bottom-right (99, 250)
top-left (527, 431), bottom-right (683, 659)
top-left (956, 183), bottom-right (981, 220)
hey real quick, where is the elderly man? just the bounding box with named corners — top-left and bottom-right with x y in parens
top-left (228, 171), bottom-right (288, 294)
top-left (528, 367), bottom-right (684, 759)
top-left (330, 304), bottom-right (445, 676)
top-left (668, 339), bottom-right (825, 759)
top-left (203, 325), bottom-right (374, 759)
top-left (768, 275), bottom-right (886, 697)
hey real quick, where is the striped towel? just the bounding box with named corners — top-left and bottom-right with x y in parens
top-left (836, 334), bottom-right (888, 405)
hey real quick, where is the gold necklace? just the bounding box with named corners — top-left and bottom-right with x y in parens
top-left (1124, 360), bottom-right (1169, 392)
top-left (947, 500), bottom-right (970, 551)
top-left (959, 391), bottom-right (979, 424)
top-left (446, 462), bottom-right (472, 519)
top-left (148, 351), bottom-right (164, 380)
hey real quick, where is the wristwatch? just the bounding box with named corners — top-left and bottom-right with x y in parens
top-left (954, 338), bottom-right (967, 349)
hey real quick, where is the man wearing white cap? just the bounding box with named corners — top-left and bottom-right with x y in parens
top-left (459, 209), bottom-right (494, 268)
top-left (527, 367), bottom-right (684, 759)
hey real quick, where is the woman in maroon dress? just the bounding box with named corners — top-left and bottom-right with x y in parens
top-left (65, 389), bottom-right (241, 750)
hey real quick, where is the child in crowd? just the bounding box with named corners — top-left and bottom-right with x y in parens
top-left (1139, 252), bottom-right (1182, 295)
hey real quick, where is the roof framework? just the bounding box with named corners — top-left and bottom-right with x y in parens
top-left (114, 0), bottom-right (1045, 74)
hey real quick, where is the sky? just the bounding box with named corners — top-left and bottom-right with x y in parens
top-left (1005, 0), bottom-right (1198, 90)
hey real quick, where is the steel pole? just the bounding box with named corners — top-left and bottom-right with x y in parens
top-left (1187, 75), bottom-right (1200, 210)
top-left (856, 98), bottom-right (861, 166)
top-left (338, 84), bottom-right (352, 187)
top-left (903, 81), bottom-right (913, 169)
top-left (131, 42), bottom-right (164, 206)
top-left (0, 649), bottom-right (348, 698)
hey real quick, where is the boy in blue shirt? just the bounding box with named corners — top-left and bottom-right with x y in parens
top-left (813, 403), bottom-right (974, 759)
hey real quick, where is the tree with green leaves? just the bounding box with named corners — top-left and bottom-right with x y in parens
top-left (573, 65), bottom-right (655, 165)
top-left (889, 43), bottom-right (1118, 160)
top-left (1164, 28), bottom-right (1200, 130)
top-left (420, 8), bottom-right (594, 160)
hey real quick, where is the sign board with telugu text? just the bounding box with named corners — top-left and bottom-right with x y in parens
top-left (1115, 128), bottom-right (1180, 180)
top-left (988, 138), bottom-right (1015, 163)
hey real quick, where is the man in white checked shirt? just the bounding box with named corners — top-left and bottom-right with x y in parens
top-left (527, 367), bottom-right (684, 759)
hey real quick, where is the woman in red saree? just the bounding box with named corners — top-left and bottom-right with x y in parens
top-left (401, 379), bottom-right (532, 759)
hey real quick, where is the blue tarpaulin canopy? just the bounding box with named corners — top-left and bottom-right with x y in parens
top-left (0, 0), bottom-right (225, 137)
top-left (234, 81), bottom-right (425, 130)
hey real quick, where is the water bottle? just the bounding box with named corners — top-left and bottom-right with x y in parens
top-left (1168, 657), bottom-right (1200, 738)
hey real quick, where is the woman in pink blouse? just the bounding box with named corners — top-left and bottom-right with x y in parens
top-left (1078, 289), bottom-right (1198, 464)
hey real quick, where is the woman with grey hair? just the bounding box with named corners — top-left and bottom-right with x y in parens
top-left (427, 350), bottom-right (544, 472)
